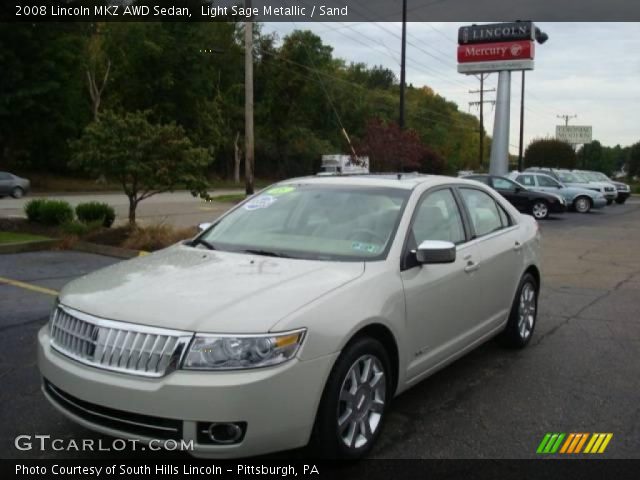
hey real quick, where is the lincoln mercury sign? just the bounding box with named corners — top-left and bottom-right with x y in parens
top-left (458, 22), bottom-right (535, 45)
top-left (556, 125), bottom-right (593, 144)
top-left (457, 22), bottom-right (537, 74)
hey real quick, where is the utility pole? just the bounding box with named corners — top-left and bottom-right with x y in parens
top-left (399, 0), bottom-right (407, 129)
top-left (469, 74), bottom-right (495, 169)
top-left (557, 114), bottom-right (577, 126)
top-left (518, 71), bottom-right (526, 171)
top-left (244, 1), bottom-right (255, 195)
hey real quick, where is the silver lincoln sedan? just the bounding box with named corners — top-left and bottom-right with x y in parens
top-left (38, 174), bottom-right (541, 459)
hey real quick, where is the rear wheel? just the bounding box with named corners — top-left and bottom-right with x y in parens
top-left (499, 273), bottom-right (538, 348)
top-left (531, 200), bottom-right (549, 220)
top-left (10, 187), bottom-right (24, 199)
top-left (573, 196), bottom-right (592, 213)
top-left (313, 337), bottom-right (391, 459)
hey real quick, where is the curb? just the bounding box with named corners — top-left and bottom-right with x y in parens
top-left (71, 241), bottom-right (149, 259)
top-left (0, 239), bottom-right (59, 254)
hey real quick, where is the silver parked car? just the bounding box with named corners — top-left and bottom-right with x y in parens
top-left (525, 168), bottom-right (617, 204)
top-left (38, 174), bottom-right (541, 459)
top-left (508, 171), bottom-right (607, 213)
top-left (0, 171), bottom-right (30, 198)
top-left (574, 170), bottom-right (631, 204)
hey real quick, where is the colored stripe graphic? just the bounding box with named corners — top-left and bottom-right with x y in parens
top-left (539, 433), bottom-right (613, 454)
top-left (584, 433), bottom-right (613, 454)
top-left (537, 433), bottom-right (565, 454)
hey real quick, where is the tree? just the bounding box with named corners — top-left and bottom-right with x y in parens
top-left (524, 139), bottom-right (577, 169)
top-left (71, 111), bottom-right (212, 224)
top-left (355, 118), bottom-right (425, 171)
top-left (628, 142), bottom-right (640, 180)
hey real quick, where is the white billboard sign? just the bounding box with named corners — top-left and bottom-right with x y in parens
top-left (556, 125), bottom-right (592, 144)
top-left (457, 59), bottom-right (534, 74)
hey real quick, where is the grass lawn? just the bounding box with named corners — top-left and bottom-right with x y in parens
top-left (210, 193), bottom-right (247, 203)
top-left (0, 231), bottom-right (50, 244)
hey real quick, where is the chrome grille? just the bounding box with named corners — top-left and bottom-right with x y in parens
top-left (605, 186), bottom-right (615, 192)
top-left (50, 306), bottom-right (193, 377)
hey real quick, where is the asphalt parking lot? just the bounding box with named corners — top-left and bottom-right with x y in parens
top-left (1, 200), bottom-right (639, 459)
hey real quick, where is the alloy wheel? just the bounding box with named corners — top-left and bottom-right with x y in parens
top-left (532, 202), bottom-right (548, 219)
top-left (575, 197), bottom-right (590, 213)
top-left (518, 282), bottom-right (536, 340)
top-left (337, 354), bottom-right (386, 450)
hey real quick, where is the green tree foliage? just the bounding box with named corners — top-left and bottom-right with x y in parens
top-left (628, 142), bottom-right (640, 180)
top-left (70, 111), bottom-right (212, 224)
top-left (524, 139), bottom-right (577, 169)
top-left (2, 23), bottom-right (492, 178)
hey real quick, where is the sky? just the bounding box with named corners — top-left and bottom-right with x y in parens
top-left (263, 22), bottom-right (640, 153)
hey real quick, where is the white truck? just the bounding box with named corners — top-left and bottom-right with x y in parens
top-left (319, 154), bottom-right (370, 175)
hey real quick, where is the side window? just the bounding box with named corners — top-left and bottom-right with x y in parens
top-left (492, 177), bottom-right (518, 191)
top-left (412, 189), bottom-right (466, 245)
top-left (537, 175), bottom-right (559, 187)
top-left (460, 188), bottom-right (503, 237)
top-left (497, 203), bottom-right (511, 227)
top-left (0, 172), bottom-right (12, 180)
top-left (516, 175), bottom-right (535, 187)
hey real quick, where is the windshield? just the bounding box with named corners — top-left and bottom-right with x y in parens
top-left (558, 171), bottom-right (581, 183)
top-left (571, 171), bottom-right (591, 182)
top-left (198, 184), bottom-right (410, 261)
top-left (590, 172), bottom-right (610, 182)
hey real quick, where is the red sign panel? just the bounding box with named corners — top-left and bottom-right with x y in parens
top-left (457, 40), bottom-right (535, 63)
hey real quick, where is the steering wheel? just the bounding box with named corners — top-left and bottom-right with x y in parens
top-left (347, 228), bottom-right (386, 245)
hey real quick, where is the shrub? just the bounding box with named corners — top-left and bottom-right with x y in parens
top-left (25, 199), bottom-right (73, 225)
top-left (61, 220), bottom-right (103, 237)
top-left (76, 202), bottom-right (116, 228)
top-left (39, 200), bottom-right (74, 225)
top-left (25, 198), bottom-right (47, 222)
top-left (122, 224), bottom-right (197, 252)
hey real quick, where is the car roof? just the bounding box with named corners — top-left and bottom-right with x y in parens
top-left (278, 173), bottom-right (481, 191)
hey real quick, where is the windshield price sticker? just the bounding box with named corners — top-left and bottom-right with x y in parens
top-left (244, 195), bottom-right (277, 211)
top-left (266, 186), bottom-right (296, 196)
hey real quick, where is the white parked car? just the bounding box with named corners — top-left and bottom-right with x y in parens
top-left (38, 174), bottom-right (541, 459)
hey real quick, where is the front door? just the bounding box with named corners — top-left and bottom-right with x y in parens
top-left (400, 187), bottom-right (481, 382)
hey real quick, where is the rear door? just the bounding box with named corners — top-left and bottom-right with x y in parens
top-left (458, 187), bottom-right (522, 330)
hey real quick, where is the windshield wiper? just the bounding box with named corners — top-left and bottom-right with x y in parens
top-left (191, 238), bottom-right (216, 250)
top-left (240, 249), bottom-right (292, 258)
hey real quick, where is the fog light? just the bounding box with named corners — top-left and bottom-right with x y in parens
top-left (197, 421), bottom-right (246, 445)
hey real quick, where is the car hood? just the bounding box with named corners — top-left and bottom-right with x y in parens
top-left (59, 245), bottom-right (365, 333)
top-left (560, 186), bottom-right (601, 198)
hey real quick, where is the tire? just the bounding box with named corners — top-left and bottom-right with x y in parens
top-left (313, 337), bottom-right (392, 459)
top-left (531, 200), bottom-right (549, 220)
top-left (573, 196), bottom-right (592, 214)
top-left (10, 187), bottom-right (24, 199)
top-left (606, 198), bottom-right (613, 205)
top-left (499, 273), bottom-right (538, 348)
top-left (615, 197), bottom-right (626, 205)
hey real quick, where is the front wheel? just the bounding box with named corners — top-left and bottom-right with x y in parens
top-left (615, 197), bottom-right (627, 205)
top-left (606, 198), bottom-right (613, 205)
top-left (573, 196), bottom-right (592, 213)
top-left (499, 273), bottom-right (538, 348)
top-left (531, 200), bottom-right (549, 220)
top-left (313, 337), bottom-right (391, 459)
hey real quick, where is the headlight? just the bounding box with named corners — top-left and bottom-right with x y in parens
top-left (182, 329), bottom-right (306, 370)
top-left (48, 297), bottom-right (60, 332)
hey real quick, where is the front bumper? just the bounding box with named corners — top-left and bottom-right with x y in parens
top-left (592, 197), bottom-right (608, 209)
top-left (38, 326), bottom-right (337, 458)
top-left (616, 191), bottom-right (631, 201)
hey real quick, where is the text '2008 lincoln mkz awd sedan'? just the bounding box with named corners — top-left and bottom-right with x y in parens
top-left (38, 174), bottom-right (541, 458)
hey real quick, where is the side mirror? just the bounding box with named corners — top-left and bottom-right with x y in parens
top-left (198, 222), bottom-right (212, 232)
top-left (414, 240), bottom-right (456, 264)
top-left (514, 186), bottom-right (522, 192)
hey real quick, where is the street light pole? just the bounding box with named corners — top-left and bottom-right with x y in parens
top-left (244, 1), bottom-right (254, 195)
top-left (399, 0), bottom-right (407, 129)
top-left (518, 70), bottom-right (526, 171)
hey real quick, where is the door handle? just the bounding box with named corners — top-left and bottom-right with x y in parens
top-left (513, 241), bottom-right (522, 252)
top-left (464, 261), bottom-right (479, 273)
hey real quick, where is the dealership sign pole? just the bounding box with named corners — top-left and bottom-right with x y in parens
top-left (458, 22), bottom-right (540, 175)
